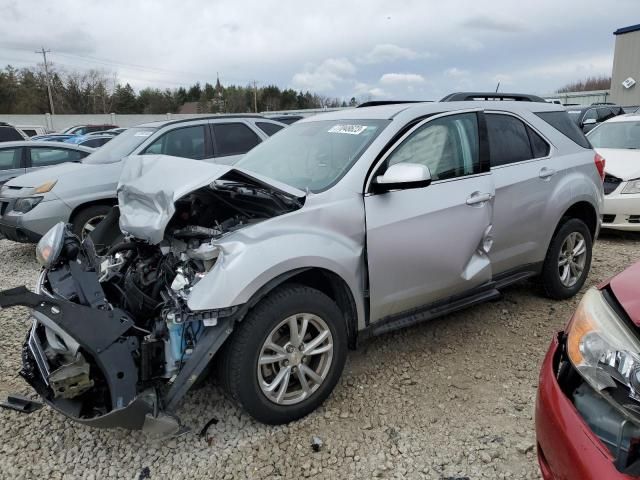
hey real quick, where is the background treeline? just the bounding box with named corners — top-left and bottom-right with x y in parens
top-left (556, 76), bottom-right (611, 93)
top-left (0, 64), bottom-right (355, 114)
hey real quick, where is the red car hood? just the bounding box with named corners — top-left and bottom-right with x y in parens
top-left (606, 261), bottom-right (640, 327)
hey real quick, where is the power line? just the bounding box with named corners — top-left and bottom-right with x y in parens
top-left (35, 47), bottom-right (55, 115)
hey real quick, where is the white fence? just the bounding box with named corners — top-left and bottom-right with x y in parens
top-left (541, 90), bottom-right (611, 106)
top-left (0, 107), bottom-right (349, 132)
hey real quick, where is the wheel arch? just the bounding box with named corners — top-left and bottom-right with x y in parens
top-left (69, 198), bottom-right (118, 224)
top-left (554, 201), bottom-right (598, 241)
top-left (240, 267), bottom-right (359, 349)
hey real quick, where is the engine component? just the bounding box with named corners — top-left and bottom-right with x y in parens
top-left (48, 353), bottom-right (94, 399)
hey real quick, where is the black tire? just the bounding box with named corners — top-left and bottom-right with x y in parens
top-left (70, 205), bottom-right (112, 239)
top-left (218, 283), bottom-right (347, 424)
top-left (541, 218), bottom-right (593, 300)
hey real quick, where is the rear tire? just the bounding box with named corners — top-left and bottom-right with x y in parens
top-left (541, 218), bottom-right (592, 299)
top-left (219, 283), bottom-right (347, 424)
top-left (70, 205), bottom-right (112, 240)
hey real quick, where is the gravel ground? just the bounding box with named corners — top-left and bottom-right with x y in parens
top-left (0, 232), bottom-right (638, 480)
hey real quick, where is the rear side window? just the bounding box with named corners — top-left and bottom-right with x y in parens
top-left (29, 147), bottom-right (86, 167)
top-left (486, 114), bottom-right (533, 166)
top-left (22, 129), bottom-right (37, 137)
top-left (213, 123), bottom-right (261, 157)
top-left (143, 125), bottom-right (208, 159)
top-left (0, 147), bottom-right (23, 170)
top-left (256, 122), bottom-right (284, 137)
top-left (526, 127), bottom-right (550, 158)
top-left (0, 126), bottom-right (24, 142)
top-left (535, 111), bottom-right (591, 149)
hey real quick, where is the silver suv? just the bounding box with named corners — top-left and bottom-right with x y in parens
top-left (0, 99), bottom-right (603, 433)
top-left (0, 116), bottom-right (285, 241)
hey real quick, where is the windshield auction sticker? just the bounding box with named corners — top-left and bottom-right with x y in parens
top-left (328, 124), bottom-right (367, 135)
top-left (134, 131), bottom-right (154, 137)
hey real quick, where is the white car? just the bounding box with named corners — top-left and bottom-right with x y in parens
top-left (587, 114), bottom-right (640, 231)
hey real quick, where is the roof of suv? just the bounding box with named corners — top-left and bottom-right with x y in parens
top-left (301, 100), bottom-right (566, 122)
top-left (137, 114), bottom-right (269, 128)
top-left (602, 113), bottom-right (640, 123)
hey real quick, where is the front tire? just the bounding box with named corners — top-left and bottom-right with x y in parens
top-left (219, 284), bottom-right (347, 424)
top-left (70, 205), bottom-right (112, 240)
top-left (541, 218), bottom-right (593, 299)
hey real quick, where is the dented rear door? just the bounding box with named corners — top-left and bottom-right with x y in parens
top-left (365, 111), bottom-right (494, 322)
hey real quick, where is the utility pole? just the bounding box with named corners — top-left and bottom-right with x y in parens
top-left (252, 80), bottom-right (258, 113)
top-left (36, 47), bottom-right (55, 115)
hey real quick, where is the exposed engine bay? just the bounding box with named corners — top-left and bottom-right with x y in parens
top-left (1, 169), bottom-right (304, 432)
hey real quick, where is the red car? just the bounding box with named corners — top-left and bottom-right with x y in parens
top-left (536, 262), bottom-right (640, 479)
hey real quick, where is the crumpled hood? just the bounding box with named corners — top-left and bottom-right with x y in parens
top-left (117, 155), bottom-right (305, 244)
top-left (597, 148), bottom-right (640, 181)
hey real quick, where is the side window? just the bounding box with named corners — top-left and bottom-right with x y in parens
top-left (526, 126), bottom-right (550, 158)
top-left (597, 108), bottom-right (614, 122)
top-left (256, 122), bottom-right (284, 137)
top-left (213, 123), bottom-right (261, 157)
top-left (82, 137), bottom-right (110, 148)
top-left (0, 147), bottom-right (23, 170)
top-left (583, 109), bottom-right (597, 122)
top-left (387, 112), bottom-right (479, 180)
top-left (29, 147), bottom-right (84, 167)
top-left (142, 125), bottom-right (208, 159)
top-left (486, 114), bottom-right (533, 167)
top-left (0, 126), bottom-right (24, 142)
top-left (22, 129), bottom-right (37, 137)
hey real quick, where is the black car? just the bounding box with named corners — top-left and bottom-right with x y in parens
top-left (0, 122), bottom-right (27, 143)
top-left (566, 105), bottom-right (625, 133)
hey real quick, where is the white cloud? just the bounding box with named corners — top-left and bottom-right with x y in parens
top-left (380, 73), bottom-right (426, 85)
top-left (358, 44), bottom-right (426, 64)
top-left (292, 57), bottom-right (356, 91)
top-left (445, 67), bottom-right (470, 78)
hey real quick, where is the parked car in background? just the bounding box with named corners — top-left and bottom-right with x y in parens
top-left (0, 141), bottom-right (92, 187)
top-left (0, 122), bottom-right (28, 142)
top-left (15, 125), bottom-right (47, 137)
top-left (0, 97), bottom-right (604, 433)
top-left (0, 116), bottom-right (285, 240)
top-left (64, 134), bottom-right (114, 148)
top-left (60, 124), bottom-right (119, 135)
top-left (622, 105), bottom-right (639, 114)
top-left (268, 115), bottom-right (304, 125)
top-left (536, 261), bottom-right (640, 479)
top-left (85, 129), bottom-right (122, 137)
top-left (567, 105), bottom-right (625, 133)
top-left (587, 114), bottom-right (640, 231)
top-left (31, 134), bottom-right (76, 142)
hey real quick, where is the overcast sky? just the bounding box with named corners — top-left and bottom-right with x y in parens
top-left (1, 0), bottom-right (637, 101)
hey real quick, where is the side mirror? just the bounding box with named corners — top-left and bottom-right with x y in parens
top-left (373, 163), bottom-right (432, 192)
top-left (583, 118), bottom-right (597, 126)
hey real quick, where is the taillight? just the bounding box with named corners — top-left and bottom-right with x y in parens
top-left (594, 153), bottom-right (606, 182)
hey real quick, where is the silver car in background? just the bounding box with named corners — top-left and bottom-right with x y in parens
top-left (0, 115), bottom-right (285, 241)
top-left (0, 98), bottom-right (603, 433)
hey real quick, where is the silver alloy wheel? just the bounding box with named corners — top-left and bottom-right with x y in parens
top-left (558, 231), bottom-right (587, 287)
top-left (81, 215), bottom-right (106, 239)
top-left (258, 313), bottom-right (334, 405)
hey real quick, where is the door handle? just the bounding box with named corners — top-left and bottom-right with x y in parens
top-left (539, 167), bottom-right (556, 179)
top-left (466, 192), bottom-right (492, 205)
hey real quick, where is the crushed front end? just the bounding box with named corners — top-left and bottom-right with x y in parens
top-left (0, 221), bottom-right (237, 434)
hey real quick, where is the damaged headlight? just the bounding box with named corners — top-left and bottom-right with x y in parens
top-left (567, 287), bottom-right (640, 399)
top-left (35, 222), bottom-right (66, 268)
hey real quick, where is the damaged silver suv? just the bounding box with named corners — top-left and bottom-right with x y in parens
top-left (0, 99), bottom-right (604, 433)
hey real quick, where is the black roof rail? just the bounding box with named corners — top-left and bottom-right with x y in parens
top-left (440, 92), bottom-right (547, 103)
top-left (590, 102), bottom-right (617, 106)
top-left (356, 100), bottom-right (429, 108)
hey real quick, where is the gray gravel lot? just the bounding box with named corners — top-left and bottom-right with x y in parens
top-left (0, 233), bottom-right (638, 479)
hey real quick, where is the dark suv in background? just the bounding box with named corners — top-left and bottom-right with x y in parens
top-left (566, 104), bottom-right (625, 133)
top-left (0, 122), bottom-right (27, 143)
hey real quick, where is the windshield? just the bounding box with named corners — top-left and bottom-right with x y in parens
top-left (567, 110), bottom-right (582, 124)
top-left (587, 121), bottom-right (640, 149)
top-left (82, 127), bottom-right (157, 164)
top-left (236, 119), bottom-right (388, 192)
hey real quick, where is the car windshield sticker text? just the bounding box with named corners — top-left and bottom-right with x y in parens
top-left (134, 131), bottom-right (154, 137)
top-left (328, 125), bottom-right (367, 135)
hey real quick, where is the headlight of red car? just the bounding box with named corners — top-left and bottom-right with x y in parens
top-left (567, 287), bottom-right (640, 397)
